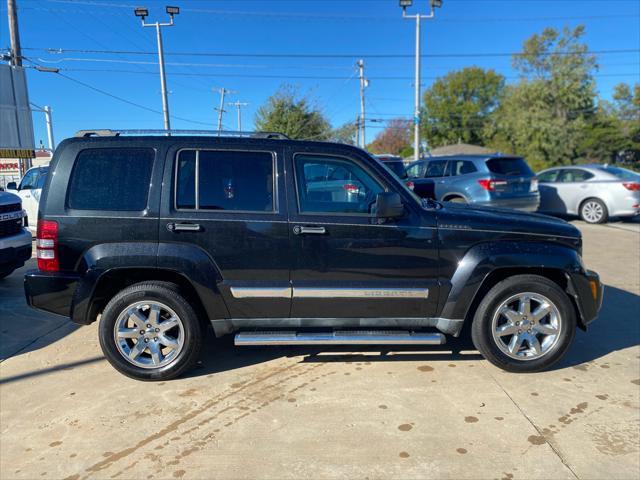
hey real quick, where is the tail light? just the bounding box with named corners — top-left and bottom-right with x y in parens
top-left (622, 182), bottom-right (640, 191)
top-left (477, 179), bottom-right (507, 191)
top-left (530, 178), bottom-right (539, 192)
top-left (343, 183), bottom-right (360, 194)
top-left (37, 219), bottom-right (59, 272)
top-left (405, 181), bottom-right (415, 191)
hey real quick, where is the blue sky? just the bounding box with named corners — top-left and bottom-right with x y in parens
top-left (1, 0), bottom-right (639, 146)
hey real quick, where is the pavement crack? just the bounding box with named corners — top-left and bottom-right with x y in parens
top-left (482, 363), bottom-right (581, 480)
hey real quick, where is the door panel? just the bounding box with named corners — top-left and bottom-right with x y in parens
top-left (286, 149), bottom-right (439, 319)
top-left (159, 144), bottom-right (290, 319)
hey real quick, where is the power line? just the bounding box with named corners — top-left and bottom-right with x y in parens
top-left (31, 66), bottom-right (639, 81)
top-left (21, 46), bottom-right (640, 59)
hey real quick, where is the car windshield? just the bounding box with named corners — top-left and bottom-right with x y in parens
top-left (486, 157), bottom-right (534, 176)
top-left (595, 166), bottom-right (640, 181)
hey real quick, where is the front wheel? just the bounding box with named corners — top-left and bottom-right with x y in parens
top-left (471, 275), bottom-right (576, 373)
top-left (98, 282), bottom-right (203, 381)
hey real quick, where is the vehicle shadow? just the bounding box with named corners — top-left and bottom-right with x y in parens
top-left (188, 284), bottom-right (639, 378)
top-left (0, 260), bottom-right (81, 361)
top-left (557, 284), bottom-right (640, 369)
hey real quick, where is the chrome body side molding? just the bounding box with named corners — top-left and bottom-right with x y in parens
top-left (230, 287), bottom-right (292, 299)
top-left (229, 286), bottom-right (429, 300)
top-left (292, 287), bottom-right (429, 299)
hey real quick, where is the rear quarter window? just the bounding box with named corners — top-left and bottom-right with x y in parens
top-left (67, 148), bottom-right (155, 211)
top-left (486, 157), bottom-right (534, 176)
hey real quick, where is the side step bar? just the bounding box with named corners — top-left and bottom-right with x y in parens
top-left (234, 330), bottom-right (446, 346)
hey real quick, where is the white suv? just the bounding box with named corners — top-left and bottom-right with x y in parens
top-left (6, 165), bottom-right (49, 233)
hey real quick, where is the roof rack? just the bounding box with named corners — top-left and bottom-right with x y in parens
top-left (74, 129), bottom-right (290, 140)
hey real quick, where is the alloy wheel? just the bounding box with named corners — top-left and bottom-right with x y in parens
top-left (582, 201), bottom-right (604, 223)
top-left (491, 292), bottom-right (562, 361)
top-left (113, 301), bottom-right (184, 369)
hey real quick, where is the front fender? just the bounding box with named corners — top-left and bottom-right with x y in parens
top-left (439, 241), bottom-right (584, 323)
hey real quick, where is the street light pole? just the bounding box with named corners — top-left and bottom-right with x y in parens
top-left (29, 103), bottom-right (55, 152)
top-left (400, 0), bottom-right (442, 161)
top-left (134, 6), bottom-right (180, 133)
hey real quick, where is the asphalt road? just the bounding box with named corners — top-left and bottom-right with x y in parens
top-left (1, 221), bottom-right (638, 480)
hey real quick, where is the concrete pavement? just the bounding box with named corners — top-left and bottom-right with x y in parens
top-left (1, 221), bottom-right (638, 480)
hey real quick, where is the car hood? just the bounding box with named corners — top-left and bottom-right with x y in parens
top-left (0, 191), bottom-right (21, 206)
top-left (435, 202), bottom-right (581, 240)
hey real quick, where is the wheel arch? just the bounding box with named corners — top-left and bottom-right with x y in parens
top-left (70, 242), bottom-right (230, 326)
top-left (442, 192), bottom-right (469, 202)
top-left (439, 241), bottom-right (587, 334)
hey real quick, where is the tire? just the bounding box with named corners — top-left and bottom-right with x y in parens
top-left (471, 274), bottom-right (576, 373)
top-left (99, 282), bottom-right (203, 381)
top-left (580, 198), bottom-right (608, 224)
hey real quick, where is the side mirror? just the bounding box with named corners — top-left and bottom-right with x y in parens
top-left (374, 192), bottom-right (404, 219)
top-left (6, 182), bottom-right (17, 191)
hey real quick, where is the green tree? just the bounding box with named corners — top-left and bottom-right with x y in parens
top-left (421, 67), bottom-right (505, 148)
top-left (485, 26), bottom-right (597, 170)
top-left (254, 85), bottom-right (331, 140)
top-left (367, 119), bottom-right (412, 156)
top-left (328, 121), bottom-right (358, 145)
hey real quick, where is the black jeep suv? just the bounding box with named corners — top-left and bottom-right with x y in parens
top-left (24, 130), bottom-right (603, 380)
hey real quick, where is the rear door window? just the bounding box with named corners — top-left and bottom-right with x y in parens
top-left (175, 149), bottom-right (275, 212)
top-left (67, 148), bottom-right (155, 211)
top-left (424, 160), bottom-right (448, 178)
top-left (486, 157), bottom-right (534, 176)
top-left (446, 160), bottom-right (477, 177)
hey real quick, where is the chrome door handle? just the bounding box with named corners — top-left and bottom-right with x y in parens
top-left (293, 225), bottom-right (326, 235)
top-left (167, 222), bottom-right (201, 232)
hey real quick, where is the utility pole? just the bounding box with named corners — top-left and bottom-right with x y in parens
top-left (134, 6), bottom-right (180, 133)
top-left (214, 88), bottom-right (236, 133)
top-left (7, 0), bottom-right (22, 66)
top-left (400, 0), bottom-right (443, 160)
top-left (357, 59), bottom-right (367, 149)
top-left (228, 101), bottom-right (249, 132)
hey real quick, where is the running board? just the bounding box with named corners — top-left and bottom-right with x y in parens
top-left (234, 330), bottom-right (446, 346)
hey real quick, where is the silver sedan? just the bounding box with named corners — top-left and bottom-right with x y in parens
top-left (537, 165), bottom-right (640, 223)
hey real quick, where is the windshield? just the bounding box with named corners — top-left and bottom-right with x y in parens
top-left (595, 166), bottom-right (640, 181)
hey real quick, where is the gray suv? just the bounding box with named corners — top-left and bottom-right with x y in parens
top-left (406, 155), bottom-right (540, 212)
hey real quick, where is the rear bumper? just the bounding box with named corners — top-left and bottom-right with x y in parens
top-left (475, 194), bottom-right (540, 212)
top-left (567, 269), bottom-right (603, 328)
top-left (24, 270), bottom-right (80, 318)
top-left (0, 228), bottom-right (32, 271)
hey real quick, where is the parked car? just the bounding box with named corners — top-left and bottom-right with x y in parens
top-left (6, 165), bottom-right (49, 234)
top-left (375, 154), bottom-right (408, 180)
top-left (24, 130), bottom-right (602, 380)
top-left (0, 190), bottom-right (32, 279)
top-left (405, 155), bottom-right (540, 212)
top-left (537, 165), bottom-right (640, 224)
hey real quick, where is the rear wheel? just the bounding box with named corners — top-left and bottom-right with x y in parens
top-left (98, 282), bottom-right (203, 381)
top-left (471, 275), bottom-right (576, 373)
top-left (580, 198), bottom-right (608, 224)
top-left (446, 196), bottom-right (467, 204)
